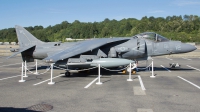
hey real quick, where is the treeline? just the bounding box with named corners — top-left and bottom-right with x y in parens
top-left (0, 15), bottom-right (200, 42)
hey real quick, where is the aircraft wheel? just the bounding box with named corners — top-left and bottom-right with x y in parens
top-left (132, 70), bottom-right (136, 74)
top-left (65, 71), bottom-right (71, 77)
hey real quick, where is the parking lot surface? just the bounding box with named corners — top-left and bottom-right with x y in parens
top-left (0, 55), bottom-right (200, 112)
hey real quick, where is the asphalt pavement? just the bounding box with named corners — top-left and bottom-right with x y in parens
top-left (0, 56), bottom-right (200, 112)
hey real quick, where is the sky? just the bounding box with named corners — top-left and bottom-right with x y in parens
top-left (0, 0), bottom-right (200, 29)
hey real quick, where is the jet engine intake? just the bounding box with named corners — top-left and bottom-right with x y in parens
top-left (120, 39), bottom-right (146, 59)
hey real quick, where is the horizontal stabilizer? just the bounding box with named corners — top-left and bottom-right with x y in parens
top-left (6, 45), bottom-right (36, 59)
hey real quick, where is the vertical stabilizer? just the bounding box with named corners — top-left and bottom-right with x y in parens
top-left (15, 25), bottom-right (44, 48)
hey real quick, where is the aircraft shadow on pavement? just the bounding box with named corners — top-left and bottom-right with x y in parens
top-left (59, 68), bottom-right (126, 78)
top-left (28, 66), bottom-right (50, 71)
top-left (153, 67), bottom-right (194, 71)
top-left (135, 66), bottom-right (195, 72)
top-left (0, 107), bottom-right (37, 112)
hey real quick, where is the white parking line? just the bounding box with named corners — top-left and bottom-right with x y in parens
top-left (160, 65), bottom-right (171, 72)
top-left (182, 57), bottom-right (191, 60)
top-left (165, 57), bottom-right (173, 60)
top-left (134, 87), bottom-right (146, 95)
top-left (0, 75), bottom-right (21, 81)
top-left (33, 74), bottom-right (64, 86)
top-left (0, 63), bottom-right (21, 67)
top-left (84, 77), bottom-right (99, 88)
top-left (137, 108), bottom-right (153, 112)
top-left (177, 76), bottom-right (200, 89)
top-left (138, 75), bottom-right (146, 90)
top-left (187, 65), bottom-right (200, 72)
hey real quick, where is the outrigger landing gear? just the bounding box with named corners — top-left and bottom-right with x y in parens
top-left (65, 71), bottom-right (71, 77)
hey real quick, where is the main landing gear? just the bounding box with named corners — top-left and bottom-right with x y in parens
top-left (65, 71), bottom-right (71, 77)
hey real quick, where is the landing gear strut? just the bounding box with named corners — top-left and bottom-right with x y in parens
top-left (126, 62), bottom-right (137, 74)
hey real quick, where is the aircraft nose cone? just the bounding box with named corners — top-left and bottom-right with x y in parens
top-left (181, 43), bottom-right (197, 53)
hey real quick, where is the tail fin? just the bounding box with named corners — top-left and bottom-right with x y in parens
top-left (15, 25), bottom-right (44, 47)
top-left (7, 25), bottom-right (44, 61)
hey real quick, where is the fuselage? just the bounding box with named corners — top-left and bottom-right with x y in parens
top-left (31, 37), bottom-right (196, 61)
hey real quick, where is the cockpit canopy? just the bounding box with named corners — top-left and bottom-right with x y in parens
top-left (133, 32), bottom-right (169, 42)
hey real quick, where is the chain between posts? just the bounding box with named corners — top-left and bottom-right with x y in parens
top-left (25, 62), bottom-right (45, 68)
top-left (100, 62), bottom-right (152, 71)
top-left (24, 61), bottom-right (153, 75)
top-left (53, 65), bottom-right (98, 71)
top-left (24, 63), bottom-right (98, 75)
top-left (23, 62), bottom-right (51, 75)
top-left (26, 66), bottom-right (51, 75)
top-left (137, 63), bottom-right (153, 70)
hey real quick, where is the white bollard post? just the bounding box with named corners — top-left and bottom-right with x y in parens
top-left (19, 62), bottom-right (25, 82)
top-left (127, 63), bottom-right (133, 81)
top-left (23, 61), bottom-right (28, 77)
top-left (48, 63), bottom-right (55, 85)
top-left (34, 59), bottom-right (39, 75)
top-left (96, 64), bottom-right (102, 85)
top-left (150, 59), bottom-right (155, 78)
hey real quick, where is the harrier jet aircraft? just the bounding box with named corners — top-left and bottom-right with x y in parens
top-left (8, 25), bottom-right (196, 75)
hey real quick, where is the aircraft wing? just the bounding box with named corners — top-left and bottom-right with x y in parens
top-left (44, 38), bottom-right (130, 63)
